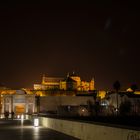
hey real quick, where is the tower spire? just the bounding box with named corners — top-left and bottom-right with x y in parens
top-left (42, 74), bottom-right (46, 84)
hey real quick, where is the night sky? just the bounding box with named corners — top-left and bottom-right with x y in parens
top-left (0, 3), bottom-right (140, 90)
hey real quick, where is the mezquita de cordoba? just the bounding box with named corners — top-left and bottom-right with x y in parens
top-left (34, 72), bottom-right (95, 91)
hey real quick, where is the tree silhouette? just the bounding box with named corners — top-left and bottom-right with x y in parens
top-left (130, 83), bottom-right (138, 115)
top-left (131, 84), bottom-right (138, 93)
top-left (113, 81), bottom-right (121, 115)
top-left (120, 100), bottom-right (131, 116)
top-left (92, 91), bottom-right (100, 116)
top-left (113, 81), bottom-right (121, 92)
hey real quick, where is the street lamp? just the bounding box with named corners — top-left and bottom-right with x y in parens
top-left (34, 118), bottom-right (39, 127)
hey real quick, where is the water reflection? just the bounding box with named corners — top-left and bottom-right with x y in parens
top-left (33, 127), bottom-right (40, 140)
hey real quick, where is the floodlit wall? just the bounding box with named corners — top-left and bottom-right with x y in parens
top-left (39, 117), bottom-right (140, 140)
top-left (39, 96), bottom-right (95, 113)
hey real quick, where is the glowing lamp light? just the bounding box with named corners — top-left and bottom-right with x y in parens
top-left (21, 114), bottom-right (24, 120)
top-left (82, 109), bottom-right (85, 112)
top-left (34, 118), bottom-right (39, 127)
top-left (17, 115), bottom-right (20, 119)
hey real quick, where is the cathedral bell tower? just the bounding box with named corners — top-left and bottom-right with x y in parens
top-left (89, 78), bottom-right (95, 90)
top-left (42, 74), bottom-right (46, 85)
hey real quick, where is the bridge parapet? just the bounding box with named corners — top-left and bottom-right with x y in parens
top-left (38, 117), bottom-right (140, 140)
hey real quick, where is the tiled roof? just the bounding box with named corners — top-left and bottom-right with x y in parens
top-left (44, 77), bottom-right (64, 83)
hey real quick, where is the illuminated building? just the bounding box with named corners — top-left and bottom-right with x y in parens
top-left (0, 90), bottom-right (35, 118)
top-left (60, 76), bottom-right (77, 91)
top-left (34, 74), bottom-right (64, 90)
top-left (34, 72), bottom-right (95, 91)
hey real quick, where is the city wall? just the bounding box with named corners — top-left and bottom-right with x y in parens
top-left (39, 96), bottom-right (95, 113)
top-left (39, 117), bottom-right (140, 140)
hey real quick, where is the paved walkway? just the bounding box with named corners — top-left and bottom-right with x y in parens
top-left (0, 119), bottom-right (79, 140)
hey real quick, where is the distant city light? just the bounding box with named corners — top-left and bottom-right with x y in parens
top-left (82, 109), bottom-right (85, 112)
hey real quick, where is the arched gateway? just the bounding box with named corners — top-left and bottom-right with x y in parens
top-left (0, 90), bottom-right (35, 119)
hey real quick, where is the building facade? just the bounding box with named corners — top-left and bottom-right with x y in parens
top-left (0, 90), bottom-right (35, 118)
top-left (34, 72), bottom-right (95, 91)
